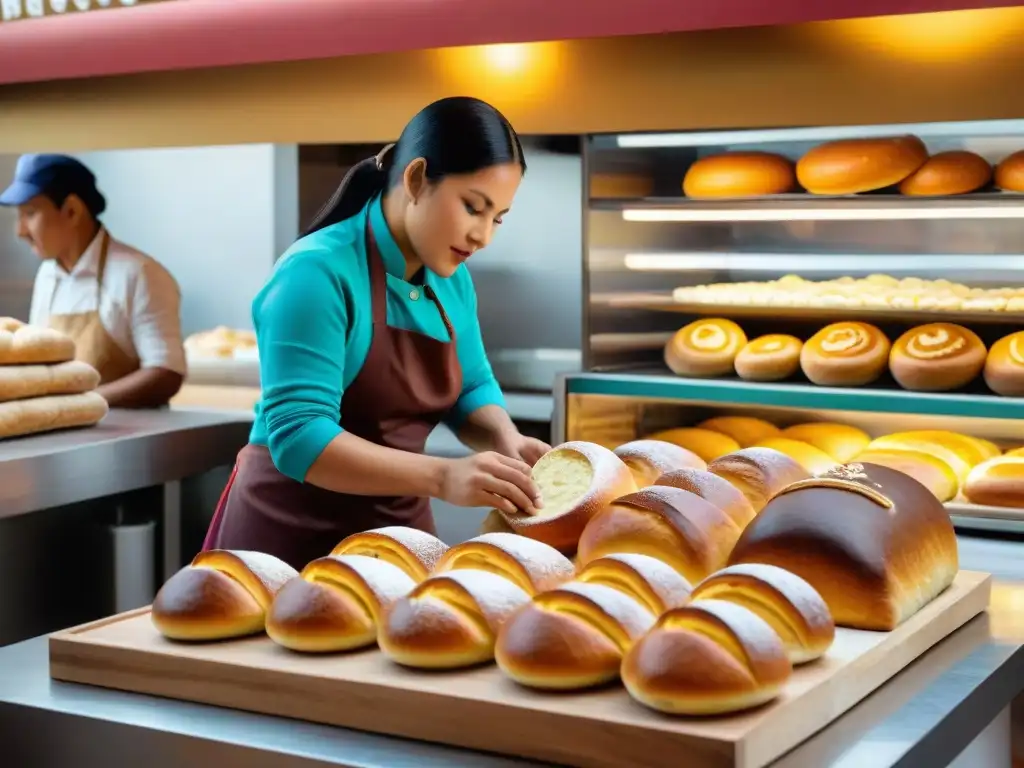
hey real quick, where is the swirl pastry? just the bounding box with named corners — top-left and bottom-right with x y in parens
top-left (331, 526), bottom-right (448, 581)
top-left (613, 439), bottom-right (706, 486)
top-left (734, 334), bottom-right (804, 382)
top-left (984, 331), bottom-right (1024, 397)
top-left (576, 552), bottom-right (693, 614)
top-left (432, 532), bottom-right (575, 595)
top-left (800, 321), bottom-right (891, 387)
top-left (889, 323), bottom-right (987, 392)
top-left (664, 318), bottom-right (747, 377)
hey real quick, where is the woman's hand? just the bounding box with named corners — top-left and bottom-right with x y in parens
top-left (439, 452), bottom-right (543, 515)
top-left (493, 432), bottom-right (551, 467)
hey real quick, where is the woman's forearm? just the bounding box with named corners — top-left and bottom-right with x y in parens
top-left (457, 404), bottom-right (517, 453)
top-left (305, 431), bottom-right (448, 497)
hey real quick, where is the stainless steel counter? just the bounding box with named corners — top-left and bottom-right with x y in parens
top-left (1, 534), bottom-right (1022, 768)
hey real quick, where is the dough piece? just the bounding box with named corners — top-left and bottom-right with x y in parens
top-left (0, 318), bottom-right (76, 365)
top-left (664, 318), bottom-right (747, 377)
top-left (433, 532), bottom-right (575, 595)
top-left (0, 360), bottom-right (100, 403)
top-left (613, 439), bottom-right (707, 487)
top-left (331, 526), bottom-right (449, 582)
top-left (0, 391), bottom-right (108, 440)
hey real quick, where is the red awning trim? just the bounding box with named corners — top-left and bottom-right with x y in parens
top-left (0, 0), bottom-right (1018, 87)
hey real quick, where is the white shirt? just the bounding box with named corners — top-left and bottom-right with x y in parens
top-left (29, 227), bottom-right (187, 375)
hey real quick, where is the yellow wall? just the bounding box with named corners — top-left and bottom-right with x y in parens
top-left (1, 7), bottom-right (1022, 151)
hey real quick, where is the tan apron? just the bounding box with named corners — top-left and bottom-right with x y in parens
top-left (47, 230), bottom-right (140, 385)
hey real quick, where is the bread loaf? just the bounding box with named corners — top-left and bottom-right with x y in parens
top-left (734, 334), bottom-right (803, 382)
top-left (0, 318), bottom-right (76, 365)
top-left (0, 360), bottom-right (100, 403)
top-left (707, 447), bottom-right (811, 513)
top-left (330, 526), bottom-right (448, 581)
top-left (266, 554), bottom-right (415, 652)
top-left (855, 450), bottom-right (959, 502)
top-left (698, 415), bottom-right (780, 448)
top-left (796, 136), bottom-right (928, 195)
top-left (576, 552), bottom-right (693, 614)
top-left (499, 442), bottom-right (637, 552)
top-left (682, 152), bottom-right (797, 198)
top-left (963, 456), bottom-right (1024, 508)
top-left (691, 564), bottom-right (834, 664)
top-left (495, 581), bottom-right (656, 690)
top-left (898, 150), bottom-right (992, 196)
top-left (576, 486), bottom-right (741, 583)
top-left (622, 600), bottom-right (792, 715)
top-left (890, 323), bottom-right (986, 392)
top-left (433, 532), bottom-right (574, 594)
top-left (654, 467), bottom-right (756, 528)
top-left (872, 429), bottom-right (998, 466)
top-left (646, 427), bottom-right (740, 462)
top-left (780, 423), bottom-right (871, 463)
top-left (614, 439), bottom-right (706, 486)
top-left (0, 391), bottom-right (108, 440)
top-left (994, 150), bottom-right (1024, 192)
top-left (728, 463), bottom-right (959, 630)
top-left (379, 569), bottom-right (531, 668)
top-left (751, 438), bottom-right (838, 476)
top-left (664, 318), bottom-right (747, 378)
top-left (801, 322), bottom-right (891, 387)
top-left (984, 331), bottom-right (1024, 397)
top-left (152, 550), bottom-right (299, 641)
top-left (865, 434), bottom-right (974, 485)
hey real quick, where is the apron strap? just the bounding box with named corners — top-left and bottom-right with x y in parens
top-left (364, 225), bottom-right (388, 325)
top-left (424, 284), bottom-right (456, 341)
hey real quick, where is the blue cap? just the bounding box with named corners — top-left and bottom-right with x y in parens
top-left (0, 154), bottom-right (106, 216)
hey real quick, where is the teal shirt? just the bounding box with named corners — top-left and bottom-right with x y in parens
top-left (248, 196), bottom-right (505, 482)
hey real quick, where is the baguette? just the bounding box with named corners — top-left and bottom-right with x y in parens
top-left (331, 526), bottom-right (449, 581)
top-left (0, 360), bottom-right (100, 403)
top-left (432, 532), bottom-right (575, 594)
top-left (0, 391), bottom-right (108, 440)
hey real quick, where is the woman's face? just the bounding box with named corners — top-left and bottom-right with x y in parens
top-left (403, 161), bottom-right (523, 279)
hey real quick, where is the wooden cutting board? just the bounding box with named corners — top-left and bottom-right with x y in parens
top-left (49, 570), bottom-right (991, 768)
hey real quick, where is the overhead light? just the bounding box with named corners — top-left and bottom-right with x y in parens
top-left (621, 253), bottom-right (1011, 272)
top-left (621, 204), bottom-right (1024, 222)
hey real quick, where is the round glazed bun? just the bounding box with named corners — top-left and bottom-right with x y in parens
top-left (432, 532), bottom-right (575, 595)
top-left (780, 423), bottom-right (871, 463)
top-left (576, 552), bottom-right (693, 614)
top-left (889, 323), bottom-right (987, 392)
top-left (499, 441), bottom-right (636, 553)
top-left (734, 334), bottom-right (804, 382)
top-left (646, 427), bottom-right (741, 462)
top-left (796, 135), bottom-right (928, 195)
top-left (265, 554), bottom-right (415, 652)
top-left (707, 447), bottom-right (811, 513)
top-left (751, 438), bottom-right (838, 476)
top-left (152, 550), bottom-right (298, 641)
top-left (995, 150), bottom-right (1024, 192)
top-left (622, 599), bottom-right (792, 715)
top-left (495, 581), bottom-right (656, 690)
top-left (984, 331), bottom-right (1024, 396)
top-left (682, 152), bottom-right (797, 198)
top-left (855, 450), bottom-right (959, 502)
top-left (654, 467), bottom-right (756, 528)
top-left (697, 415), bottom-right (780, 448)
top-left (613, 439), bottom-right (707, 487)
top-left (898, 150), bottom-right (992, 196)
top-left (664, 318), bottom-right (747, 377)
top-left (801, 322), bottom-right (891, 387)
top-left (576, 486), bottom-right (741, 583)
top-left (331, 526), bottom-right (449, 582)
top-left (379, 569), bottom-right (531, 669)
top-left (964, 456), bottom-right (1024, 508)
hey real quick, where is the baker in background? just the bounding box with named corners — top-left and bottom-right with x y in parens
top-left (0, 154), bottom-right (186, 407)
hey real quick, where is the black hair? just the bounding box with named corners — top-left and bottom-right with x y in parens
top-left (47, 186), bottom-right (106, 220)
top-left (303, 96), bottom-right (526, 237)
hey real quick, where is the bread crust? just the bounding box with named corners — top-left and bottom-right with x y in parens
top-left (707, 448), bottom-right (810, 513)
top-left (614, 439), bottom-right (707, 486)
top-left (331, 526), bottom-right (449, 582)
top-left (433, 532), bottom-right (575, 595)
top-left (683, 152), bottom-right (797, 198)
top-left (796, 135), bottom-right (928, 195)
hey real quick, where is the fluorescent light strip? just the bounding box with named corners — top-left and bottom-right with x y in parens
top-left (621, 253), bottom-right (1017, 272)
top-left (622, 206), bottom-right (1024, 222)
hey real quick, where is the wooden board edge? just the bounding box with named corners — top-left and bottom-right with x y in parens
top-left (51, 606), bottom-right (153, 640)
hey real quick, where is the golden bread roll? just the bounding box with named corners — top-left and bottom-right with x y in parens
top-left (654, 467), bottom-right (756, 528)
top-left (697, 415), bottom-right (780, 448)
top-left (331, 526), bottom-right (448, 581)
top-left (646, 427), bottom-right (740, 462)
top-left (872, 430), bottom-right (999, 466)
top-left (984, 331), bottom-right (1024, 397)
top-left (499, 441), bottom-right (637, 552)
top-left (963, 456), bottom-right (1024, 508)
top-left (495, 581), bottom-right (656, 690)
top-left (379, 569), bottom-right (531, 669)
top-left (613, 439), bottom-right (707, 487)
top-left (682, 152), bottom-right (797, 198)
top-left (432, 532), bottom-right (575, 595)
top-left (780, 422), bottom-right (871, 463)
top-left (889, 323), bottom-right (986, 392)
top-left (728, 463), bottom-right (959, 630)
top-left (576, 552), bottom-right (693, 614)
top-left (265, 554), bottom-right (415, 652)
top-left (801, 322), bottom-right (891, 387)
top-left (691, 564), bottom-right (835, 664)
top-left (0, 318), bottom-right (76, 365)
top-left (152, 550), bottom-right (298, 641)
top-left (707, 447), bottom-right (811, 513)
top-left (622, 599), bottom-right (792, 715)
top-left (994, 150), bottom-right (1024, 192)
top-left (865, 434), bottom-right (973, 484)
top-left (664, 318), bottom-right (747, 378)
top-left (576, 486), bottom-right (741, 583)
top-left (1006, 447), bottom-right (1024, 458)
top-left (898, 150), bottom-right (992, 196)
top-left (751, 437), bottom-right (838, 476)
top-left (796, 135), bottom-right (928, 195)
top-left (734, 334), bottom-right (804, 382)
top-left (854, 450), bottom-right (959, 502)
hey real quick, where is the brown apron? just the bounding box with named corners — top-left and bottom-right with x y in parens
top-left (47, 230), bottom-right (141, 384)
top-left (202, 221), bottom-right (463, 570)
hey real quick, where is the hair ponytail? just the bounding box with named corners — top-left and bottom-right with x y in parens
top-left (302, 150), bottom-right (389, 237)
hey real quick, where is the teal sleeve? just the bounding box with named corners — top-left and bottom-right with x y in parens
top-left (446, 275), bottom-right (506, 430)
top-left (255, 251), bottom-right (347, 482)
